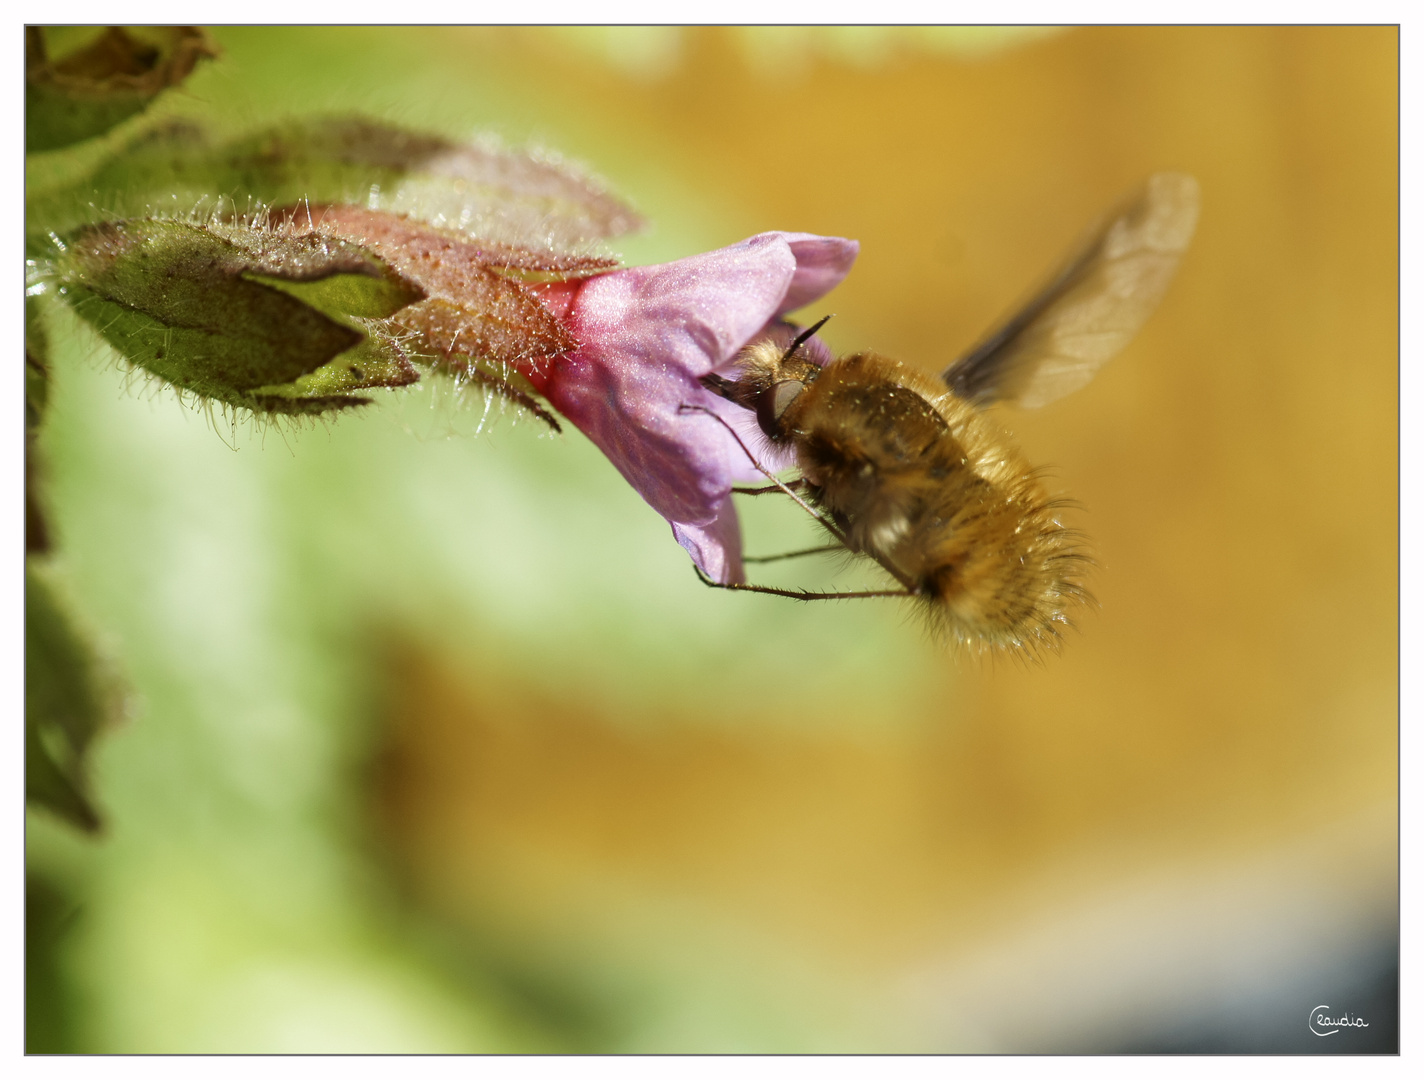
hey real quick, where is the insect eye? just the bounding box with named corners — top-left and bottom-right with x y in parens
top-left (770, 380), bottom-right (804, 419)
top-left (756, 378), bottom-right (805, 436)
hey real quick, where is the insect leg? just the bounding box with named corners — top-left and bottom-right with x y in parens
top-left (733, 479), bottom-right (807, 495)
top-left (743, 544), bottom-right (845, 564)
top-left (693, 565), bottom-right (910, 601)
top-left (680, 403), bottom-right (923, 595)
top-left (677, 403), bottom-right (851, 548)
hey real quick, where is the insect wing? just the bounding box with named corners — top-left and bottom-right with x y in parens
top-left (942, 172), bottom-right (1200, 409)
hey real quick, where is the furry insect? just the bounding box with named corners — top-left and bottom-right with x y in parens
top-left (697, 173), bottom-right (1200, 653)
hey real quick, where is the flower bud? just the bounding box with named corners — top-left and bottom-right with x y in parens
top-left (271, 205), bottom-right (623, 427)
top-left (49, 217), bottom-right (425, 415)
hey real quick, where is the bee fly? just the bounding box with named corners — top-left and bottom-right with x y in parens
top-left (695, 173), bottom-right (1200, 653)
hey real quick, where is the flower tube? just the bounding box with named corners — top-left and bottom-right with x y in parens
top-left (525, 231), bottom-right (857, 583)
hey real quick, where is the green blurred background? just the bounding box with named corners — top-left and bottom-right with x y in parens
top-left (26, 26), bottom-right (1397, 1052)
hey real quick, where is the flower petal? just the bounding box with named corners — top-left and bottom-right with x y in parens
top-left (535, 231), bottom-right (858, 579)
top-left (772, 232), bottom-right (860, 315)
top-left (540, 235), bottom-right (799, 526)
top-left (671, 501), bottom-right (746, 586)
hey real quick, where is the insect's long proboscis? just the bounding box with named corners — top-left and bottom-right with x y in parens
top-left (678, 401), bottom-right (920, 593)
top-left (677, 404), bottom-right (849, 545)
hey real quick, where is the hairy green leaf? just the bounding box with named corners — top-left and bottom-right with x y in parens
top-left (26, 299), bottom-right (51, 553)
top-left (31, 116), bottom-right (642, 251)
top-left (25, 564), bottom-right (124, 832)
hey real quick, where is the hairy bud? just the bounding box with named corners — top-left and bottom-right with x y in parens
top-left (271, 205), bottom-right (626, 428)
top-left (49, 217), bottom-right (425, 415)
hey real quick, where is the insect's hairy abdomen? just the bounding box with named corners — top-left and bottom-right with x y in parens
top-left (785, 353), bottom-right (971, 547)
top-left (784, 351), bottom-right (1089, 652)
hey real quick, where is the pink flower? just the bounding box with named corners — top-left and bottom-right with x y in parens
top-left (524, 231), bottom-right (857, 584)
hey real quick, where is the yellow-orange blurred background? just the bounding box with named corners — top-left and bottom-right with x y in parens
top-left (29, 26), bottom-right (1396, 1052)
